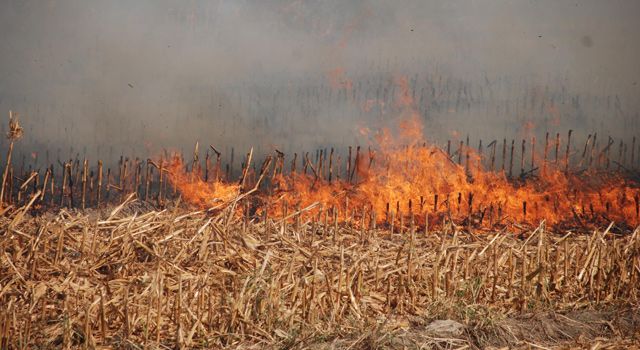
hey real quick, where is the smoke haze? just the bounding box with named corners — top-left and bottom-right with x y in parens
top-left (0, 0), bottom-right (638, 166)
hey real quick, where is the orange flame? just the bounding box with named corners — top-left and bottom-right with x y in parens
top-left (260, 123), bottom-right (638, 229)
top-left (166, 156), bottom-right (240, 209)
top-left (168, 79), bottom-right (639, 231)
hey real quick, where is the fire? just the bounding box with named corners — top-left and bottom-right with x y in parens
top-left (167, 78), bottom-right (639, 231)
top-left (166, 156), bottom-right (240, 209)
top-left (260, 129), bottom-right (638, 229)
top-left (168, 119), bottom-right (639, 230)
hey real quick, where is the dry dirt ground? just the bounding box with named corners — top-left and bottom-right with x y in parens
top-left (298, 307), bottom-right (640, 349)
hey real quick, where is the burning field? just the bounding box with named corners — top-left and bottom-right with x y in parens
top-left (1, 104), bottom-right (639, 349)
top-left (1, 2), bottom-right (640, 348)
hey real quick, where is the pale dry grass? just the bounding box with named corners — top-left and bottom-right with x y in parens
top-left (0, 193), bottom-right (639, 349)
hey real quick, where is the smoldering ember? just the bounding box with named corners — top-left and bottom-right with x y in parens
top-left (1, 1), bottom-right (639, 349)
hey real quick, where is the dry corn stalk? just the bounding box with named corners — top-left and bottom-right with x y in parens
top-left (1, 111), bottom-right (23, 206)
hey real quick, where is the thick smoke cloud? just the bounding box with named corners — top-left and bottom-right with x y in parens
top-left (0, 0), bottom-right (638, 168)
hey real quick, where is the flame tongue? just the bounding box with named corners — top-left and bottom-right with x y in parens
top-left (167, 156), bottom-right (240, 208)
top-left (168, 130), bottom-right (638, 230)
top-left (167, 77), bottom-right (638, 230)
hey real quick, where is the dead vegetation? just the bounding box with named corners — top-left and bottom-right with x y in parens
top-left (0, 192), bottom-right (639, 349)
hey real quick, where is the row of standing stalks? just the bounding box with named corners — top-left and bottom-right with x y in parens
top-left (2, 117), bottom-right (640, 228)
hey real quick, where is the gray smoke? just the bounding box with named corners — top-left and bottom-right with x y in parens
top-left (0, 0), bottom-right (638, 168)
